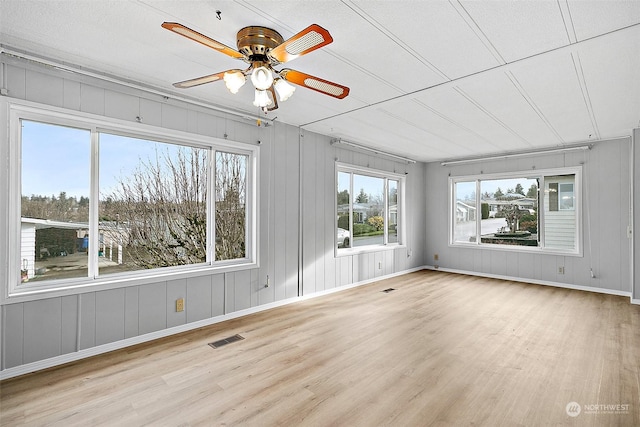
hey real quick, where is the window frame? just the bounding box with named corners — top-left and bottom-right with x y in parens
top-left (6, 100), bottom-right (259, 299)
top-left (448, 166), bottom-right (582, 256)
top-left (335, 162), bottom-right (406, 256)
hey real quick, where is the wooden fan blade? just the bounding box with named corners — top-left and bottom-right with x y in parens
top-left (162, 22), bottom-right (245, 59)
top-left (269, 24), bottom-right (333, 63)
top-left (173, 70), bottom-right (231, 89)
top-left (280, 69), bottom-right (349, 99)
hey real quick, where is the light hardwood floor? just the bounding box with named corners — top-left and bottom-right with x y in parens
top-left (1, 270), bottom-right (639, 426)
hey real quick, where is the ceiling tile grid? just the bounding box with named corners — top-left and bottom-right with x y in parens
top-left (1, 0), bottom-right (639, 163)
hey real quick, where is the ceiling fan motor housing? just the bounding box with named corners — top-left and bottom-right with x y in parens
top-left (237, 26), bottom-right (284, 62)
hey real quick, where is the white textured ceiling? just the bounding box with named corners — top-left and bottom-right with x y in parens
top-left (1, 0), bottom-right (639, 163)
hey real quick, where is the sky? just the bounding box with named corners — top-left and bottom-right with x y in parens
top-left (456, 177), bottom-right (538, 201)
top-left (21, 120), bottom-right (200, 200)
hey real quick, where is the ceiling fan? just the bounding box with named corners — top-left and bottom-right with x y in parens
top-left (161, 22), bottom-right (350, 111)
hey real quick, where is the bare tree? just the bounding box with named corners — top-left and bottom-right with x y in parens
top-left (101, 147), bottom-right (208, 269)
top-left (215, 152), bottom-right (246, 261)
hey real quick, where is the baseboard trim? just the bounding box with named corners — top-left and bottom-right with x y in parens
top-left (425, 266), bottom-right (632, 298)
top-left (0, 266), bottom-right (425, 381)
top-left (631, 299), bottom-right (640, 305)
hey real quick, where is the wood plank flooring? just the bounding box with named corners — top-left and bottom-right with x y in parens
top-left (1, 270), bottom-right (639, 426)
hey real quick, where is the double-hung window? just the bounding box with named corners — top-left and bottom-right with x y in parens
top-left (336, 163), bottom-right (405, 252)
top-left (449, 167), bottom-right (581, 255)
top-left (9, 103), bottom-right (257, 294)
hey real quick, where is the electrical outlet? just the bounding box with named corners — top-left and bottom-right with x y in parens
top-left (434, 254), bottom-right (439, 261)
top-left (176, 298), bottom-right (184, 312)
top-left (378, 262), bottom-right (382, 270)
top-left (558, 267), bottom-right (565, 275)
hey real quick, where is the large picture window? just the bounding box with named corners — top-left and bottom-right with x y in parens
top-left (336, 164), bottom-right (404, 251)
top-left (449, 167), bottom-right (581, 255)
top-left (11, 104), bottom-right (257, 292)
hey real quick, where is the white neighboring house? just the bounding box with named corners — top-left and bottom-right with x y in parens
top-left (20, 218), bottom-right (89, 281)
top-left (456, 201), bottom-right (476, 222)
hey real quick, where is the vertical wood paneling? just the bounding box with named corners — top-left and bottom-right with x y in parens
top-left (302, 133), bottom-right (316, 295)
top-left (212, 274), bottom-right (225, 316)
top-left (324, 142), bottom-right (336, 290)
top-left (233, 270), bottom-right (252, 311)
top-left (95, 289), bottom-right (125, 346)
top-left (78, 293), bottom-right (96, 350)
top-left (374, 251), bottom-right (384, 278)
top-left (79, 84), bottom-right (105, 115)
top-left (186, 275), bottom-right (212, 323)
top-left (138, 283), bottom-right (167, 335)
top-left (6, 64), bottom-right (26, 99)
top-left (2, 304), bottom-right (24, 369)
top-left (195, 111), bottom-right (217, 137)
top-left (60, 295), bottom-right (78, 354)
top-left (124, 287), bottom-right (139, 338)
top-left (62, 79), bottom-right (81, 111)
top-left (224, 272), bottom-right (235, 313)
top-left (274, 130), bottom-right (286, 300)
top-left (634, 129), bottom-right (640, 299)
top-left (161, 103), bottom-right (188, 132)
top-left (251, 269), bottom-right (261, 307)
top-left (25, 69), bottom-right (63, 107)
top-left (23, 298), bottom-right (61, 364)
top-left (285, 127), bottom-right (299, 299)
top-left (104, 91), bottom-right (139, 122)
top-left (166, 279), bottom-right (187, 329)
top-left (140, 98), bottom-right (162, 127)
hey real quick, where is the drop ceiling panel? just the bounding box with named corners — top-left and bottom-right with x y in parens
top-left (413, 86), bottom-right (534, 154)
top-left (305, 109), bottom-right (461, 161)
top-left (568, 0), bottom-right (640, 41)
top-left (350, 0), bottom-right (501, 79)
top-left (459, 0), bottom-right (570, 62)
top-left (376, 101), bottom-right (498, 158)
top-left (453, 69), bottom-right (562, 147)
top-left (576, 28), bottom-right (640, 138)
top-left (507, 50), bottom-right (597, 143)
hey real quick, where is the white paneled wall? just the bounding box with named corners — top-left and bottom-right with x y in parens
top-left (425, 137), bottom-right (633, 294)
top-left (0, 56), bottom-right (426, 374)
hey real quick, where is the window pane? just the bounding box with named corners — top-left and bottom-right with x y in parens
top-left (352, 174), bottom-right (384, 247)
top-left (215, 151), bottom-right (247, 261)
top-left (388, 179), bottom-right (398, 244)
top-left (337, 171), bottom-right (351, 248)
top-left (480, 177), bottom-right (538, 247)
top-left (544, 175), bottom-right (576, 250)
top-left (20, 121), bottom-right (90, 283)
top-left (453, 181), bottom-right (476, 243)
top-left (99, 134), bottom-right (208, 274)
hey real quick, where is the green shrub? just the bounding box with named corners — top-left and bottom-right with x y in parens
top-left (481, 203), bottom-right (489, 220)
top-left (519, 220), bottom-right (537, 233)
top-left (337, 215), bottom-right (349, 230)
top-left (520, 213), bottom-right (537, 222)
top-left (353, 223), bottom-right (376, 236)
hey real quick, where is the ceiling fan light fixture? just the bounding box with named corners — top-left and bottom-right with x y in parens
top-left (274, 78), bottom-right (296, 102)
top-left (250, 66), bottom-right (274, 90)
top-left (253, 89), bottom-right (272, 108)
top-left (223, 70), bottom-right (246, 94)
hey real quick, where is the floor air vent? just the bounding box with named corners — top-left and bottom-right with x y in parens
top-left (209, 334), bottom-right (245, 349)
top-left (382, 288), bottom-right (396, 293)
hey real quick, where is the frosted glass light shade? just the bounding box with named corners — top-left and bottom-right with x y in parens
top-left (250, 66), bottom-right (274, 90)
top-left (223, 71), bottom-right (246, 94)
top-left (253, 89), bottom-right (272, 107)
top-left (274, 79), bottom-right (296, 102)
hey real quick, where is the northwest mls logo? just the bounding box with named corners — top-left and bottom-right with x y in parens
top-left (566, 401), bottom-right (630, 417)
top-left (566, 402), bottom-right (581, 417)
